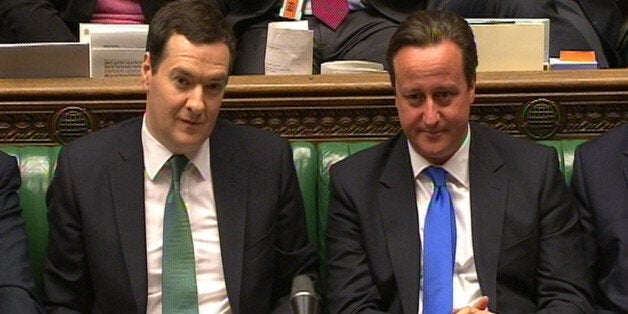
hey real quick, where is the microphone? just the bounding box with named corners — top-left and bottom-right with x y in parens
top-left (290, 275), bottom-right (320, 314)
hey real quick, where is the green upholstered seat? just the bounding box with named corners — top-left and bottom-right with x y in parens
top-left (559, 139), bottom-right (587, 184)
top-left (0, 146), bottom-right (61, 295)
top-left (291, 142), bottom-right (319, 246)
top-left (313, 139), bottom-right (586, 282)
top-left (0, 138), bottom-right (588, 298)
top-left (539, 140), bottom-right (566, 174)
top-left (316, 142), bottom-right (378, 283)
top-left (539, 139), bottom-right (586, 185)
top-left (0, 144), bottom-right (320, 296)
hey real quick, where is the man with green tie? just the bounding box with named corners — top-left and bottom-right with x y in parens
top-left (42, 1), bottom-right (316, 312)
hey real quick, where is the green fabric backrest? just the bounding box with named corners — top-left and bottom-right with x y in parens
top-left (291, 142), bottom-right (319, 246)
top-left (538, 140), bottom-right (566, 174)
top-left (0, 145), bottom-right (61, 295)
top-left (538, 139), bottom-right (586, 184)
top-left (314, 139), bottom-right (586, 280)
top-left (316, 142), bottom-right (378, 282)
top-left (559, 139), bottom-right (587, 184)
top-left (0, 144), bottom-right (319, 296)
top-left (0, 139), bottom-right (587, 298)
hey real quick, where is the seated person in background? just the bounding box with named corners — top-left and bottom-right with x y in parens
top-left (1, 0), bottom-right (615, 72)
top-left (442, 0), bottom-right (612, 68)
top-left (620, 0), bottom-right (628, 66)
top-left (0, 0), bottom-right (74, 43)
top-left (208, 0), bottom-right (615, 73)
top-left (42, 0), bottom-right (317, 312)
top-left (0, 151), bottom-right (43, 313)
top-left (572, 123), bottom-right (628, 313)
top-left (555, 0), bottom-right (624, 67)
top-left (325, 10), bottom-right (594, 313)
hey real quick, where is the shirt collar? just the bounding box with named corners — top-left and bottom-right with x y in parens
top-left (408, 123), bottom-right (470, 188)
top-left (141, 116), bottom-right (211, 181)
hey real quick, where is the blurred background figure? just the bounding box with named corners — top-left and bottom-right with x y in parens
top-left (1, 0), bottom-right (626, 70)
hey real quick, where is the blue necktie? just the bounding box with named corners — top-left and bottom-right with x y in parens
top-left (423, 166), bottom-right (456, 314)
top-left (162, 155), bottom-right (199, 314)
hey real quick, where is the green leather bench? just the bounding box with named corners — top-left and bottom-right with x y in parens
top-left (0, 143), bottom-right (324, 296)
top-left (313, 139), bottom-right (587, 285)
top-left (0, 139), bottom-right (587, 296)
top-left (0, 146), bottom-right (60, 296)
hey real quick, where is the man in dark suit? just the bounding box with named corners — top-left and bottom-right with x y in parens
top-left (0, 151), bottom-right (44, 313)
top-left (219, 0), bottom-right (612, 72)
top-left (42, 1), bottom-right (316, 313)
top-left (325, 10), bottom-right (594, 313)
top-left (573, 0), bottom-right (625, 67)
top-left (572, 123), bottom-right (628, 313)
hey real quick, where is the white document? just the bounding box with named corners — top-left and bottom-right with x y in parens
top-left (320, 60), bottom-right (385, 74)
top-left (265, 20), bottom-right (313, 75)
top-left (80, 23), bottom-right (149, 78)
top-left (467, 19), bottom-right (549, 72)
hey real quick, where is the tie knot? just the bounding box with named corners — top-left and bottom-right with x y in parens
top-left (169, 155), bottom-right (189, 183)
top-left (425, 166), bottom-right (448, 187)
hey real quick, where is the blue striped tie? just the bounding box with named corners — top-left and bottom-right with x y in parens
top-left (423, 166), bottom-right (456, 314)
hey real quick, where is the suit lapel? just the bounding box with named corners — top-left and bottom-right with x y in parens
top-left (378, 136), bottom-right (421, 314)
top-left (468, 125), bottom-right (507, 306)
top-left (210, 122), bottom-right (247, 313)
top-left (109, 119), bottom-right (148, 313)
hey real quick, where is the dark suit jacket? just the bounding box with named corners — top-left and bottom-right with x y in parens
top-left (0, 152), bottom-right (44, 313)
top-left (0, 0), bottom-right (75, 43)
top-left (572, 123), bottom-right (628, 313)
top-left (577, 0), bottom-right (624, 67)
top-left (43, 117), bottom-right (317, 313)
top-left (326, 123), bottom-right (594, 313)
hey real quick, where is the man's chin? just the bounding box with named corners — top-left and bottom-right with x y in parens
top-left (412, 144), bottom-right (451, 165)
top-left (169, 136), bottom-right (208, 154)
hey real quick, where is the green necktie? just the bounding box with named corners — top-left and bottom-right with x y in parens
top-left (162, 155), bottom-right (199, 314)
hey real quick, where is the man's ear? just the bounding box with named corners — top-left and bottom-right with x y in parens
top-left (468, 81), bottom-right (476, 103)
top-left (141, 52), bottom-right (152, 91)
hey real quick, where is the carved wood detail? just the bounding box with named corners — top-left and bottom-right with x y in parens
top-left (1, 70), bottom-right (626, 145)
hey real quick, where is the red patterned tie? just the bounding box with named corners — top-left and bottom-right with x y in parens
top-left (312, 0), bottom-right (349, 31)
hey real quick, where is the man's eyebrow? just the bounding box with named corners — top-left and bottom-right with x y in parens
top-left (207, 74), bottom-right (228, 82)
top-left (169, 66), bottom-right (193, 75)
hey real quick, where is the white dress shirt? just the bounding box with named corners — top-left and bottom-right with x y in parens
top-left (142, 118), bottom-right (231, 313)
top-left (409, 124), bottom-right (482, 313)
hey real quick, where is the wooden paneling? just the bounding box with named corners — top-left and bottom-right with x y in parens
top-left (1, 69), bottom-right (626, 144)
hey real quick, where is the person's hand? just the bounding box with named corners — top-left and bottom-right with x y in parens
top-left (453, 296), bottom-right (493, 314)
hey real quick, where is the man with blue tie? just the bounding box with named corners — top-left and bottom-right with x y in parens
top-left (572, 123), bottom-right (628, 313)
top-left (325, 10), bottom-right (594, 313)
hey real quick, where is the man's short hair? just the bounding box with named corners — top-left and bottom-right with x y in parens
top-left (146, 0), bottom-right (236, 73)
top-left (386, 10), bottom-right (478, 87)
